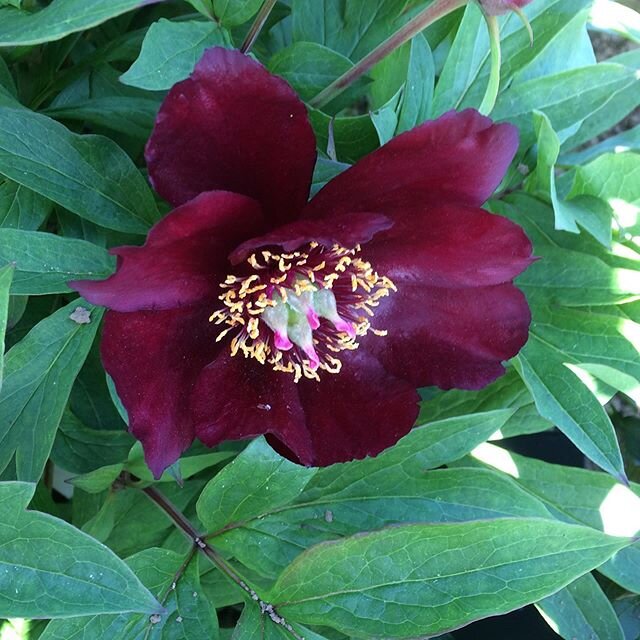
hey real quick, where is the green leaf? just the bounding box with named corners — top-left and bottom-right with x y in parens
top-left (0, 301), bottom-right (102, 481)
top-left (121, 19), bottom-right (229, 91)
top-left (126, 441), bottom-right (233, 484)
top-left (0, 229), bottom-right (115, 295)
top-left (468, 444), bottom-right (640, 593)
top-left (0, 106), bottom-right (158, 233)
top-left (515, 333), bottom-right (626, 482)
top-left (186, 0), bottom-right (214, 18)
top-left (51, 411), bottom-right (133, 475)
top-left (0, 0), bottom-right (163, 47)
top-left (493, 195), bottom-right (640, 306)
top-left (197, 437), bottom-right (316, 533)
top-left (307, 109), bottom-right (379, 163)
top-left (419, 369), bottom-right (552, 439)
top-left (213, 0), bottom-right (262, 27)
top-left (0, 180), bottom-right (52, 230)
top-left (0, 264), bottom-right (11, 390)
top-left (269, 519), bottom-right (629, 638)
top-left (70, 464), bottom-right (124, 494)
top-left (41, 548), bottom-right (215, 639)
top-left (268, 42), bottom-right (365, 114)
top-left (529, 305), bottom-right (640, 387)
top-left (291, 0), bottom-right (406, 61)
top-left (433, 0), bottom-right (592, 115)
top-left (396, 34), bottom-right (434, 133)
top-left (212, 467), bottom-right (552, 578)
top-left (537, 574), bottom-right (624, 640)
top-left (0, 481), bottom-right (160, 618)
top-left (310, 157), bottom-right (349, 197)
top-left (527, 110), bottom-right (611, 246)
top-left (614, 596), bottom-right (640, 639)
top-left (102, 481), bottom-right (205, 558)
top-left (232, 603), bottom-right (324, 640)
top-left (568, 152), bottom-right (640, 236)
top-left (560, 124), bottom-right (640, 166)
top-left (493, 63), bottom-right (639, 149)
top-left (44, 97), bottom-right (159, 140)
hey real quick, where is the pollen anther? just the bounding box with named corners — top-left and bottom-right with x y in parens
top-left (210, 243), bottom-right (394, 381)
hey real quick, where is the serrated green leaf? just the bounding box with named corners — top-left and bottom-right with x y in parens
top-left (0, 106), bottom-right (158, 233)
top-left (0, 229), bottom-right (115, 295)
top-left (537, 573), bottom-right (624, 640)
top-left (197, 438), bottom-right (316, 533)
top-left (0, 180), bottom-right (52, 230)
top-left (121, 19), bottom-right (229, 91)
top-left (270, 519), bottom-right (629, 639)
top-left (0, 0), bottom-right (164, 47)
top-left (0, 301), bottom-right (102, 481)
top-left (212, 466), bottom-right (552, 578)
top-left (515, 333), bottom-right (626, 481)
top-left (0, 481), bottom-right (159, 618)
top-left (0, 264), bottom-right (11, 390)
top-left (468, 444), bottom-right (640, 593)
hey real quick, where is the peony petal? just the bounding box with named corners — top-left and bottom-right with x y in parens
top-left (229, 212), bottom-right (392, 265)
top-left (293, 349), bottom-right (420, 466)
top-left (146, 47), bottom-right (317, 226)
top-left (101, 305), bottom-right (219, 478)
top-left (70, 191), bottom-right (263, 312)
top-left (362, 203), bottom-right (534, 287)
top-left (304, 109), bottom-right (518, 219)
top-left (192, 348), bottom-right (419, 467)
top-left (192, 350), bottom-right (313, 463)
top-left (362, 282), bottom-right (531, 390)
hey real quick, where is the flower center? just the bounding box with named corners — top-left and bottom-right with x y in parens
top-left (210, 243), bottom-right (396, 382)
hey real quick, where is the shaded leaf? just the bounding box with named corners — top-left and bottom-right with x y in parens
top-left (0, 106), bottom-right (158, 233)
top-left (0, 301), bottom-right (102, 481)
top-left (0, 0), bottom-right (164, 46)
top-left (0, 482), bottom-right (160, 618)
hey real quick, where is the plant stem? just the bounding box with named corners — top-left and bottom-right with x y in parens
top-left (140, 484), bottom-right (303, 639)
top-left (478, 14), bottom-right (501, 115)
top-left (241, 0), bottom-right (278, 53)
top-left (309, 0), bottom-right (467, 109)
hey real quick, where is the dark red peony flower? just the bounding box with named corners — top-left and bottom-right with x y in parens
top-left (71, 47), bottom-right (533, 478)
